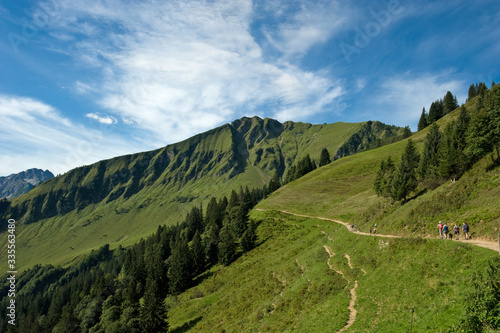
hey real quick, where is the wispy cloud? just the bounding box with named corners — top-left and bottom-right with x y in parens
top-left (376, 72), bottom-right (464, 130)
top-left (85, 112), bottom-right (117, 125)
top-left (262, 0), bottom-right (350, 58)
top-left (0, 94), bottom-right (139, 175)
top-left (31, 0), bottom-right (345, 144)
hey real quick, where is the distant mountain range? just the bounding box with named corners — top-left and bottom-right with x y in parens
top-left (0, 168), bottom-right (54, 199)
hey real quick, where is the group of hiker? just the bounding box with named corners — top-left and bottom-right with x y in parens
top-left (437, 221), bottom-right (470, 240)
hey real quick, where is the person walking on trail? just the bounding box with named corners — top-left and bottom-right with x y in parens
top-left (453, 223), bottom-right (460, 240)
top-left (463, 222), bottom-right (470, 240)
top-left (443, 222), bottom-right (449, 239)
top-left (437, 221), bottom-right (443, 239)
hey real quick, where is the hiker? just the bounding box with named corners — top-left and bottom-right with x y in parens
top-left (437, 221), bottom-right (443, 239)
top-left (373, 224), bottom-right (377, 234)
top-left (453, 223), bottom-right (460, 240)
top-left (462, 222), bottom-right (470, 240)
top-left (443, 223), bottom-right (449, 239)
top-left (369, 228), bottom-right (372, 234)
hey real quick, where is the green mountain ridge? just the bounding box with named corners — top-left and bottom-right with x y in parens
top-left (0, 116), bottom-right (406, 270)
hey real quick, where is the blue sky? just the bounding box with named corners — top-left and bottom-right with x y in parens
top-left (0, 0), bottom-right (499, 176)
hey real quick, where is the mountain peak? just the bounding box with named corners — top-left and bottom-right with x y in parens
top-left (0, 168), bottom-right (54, 199)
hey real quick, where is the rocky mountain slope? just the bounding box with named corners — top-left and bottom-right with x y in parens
top-left (0, 168), bottom-right (54, 199)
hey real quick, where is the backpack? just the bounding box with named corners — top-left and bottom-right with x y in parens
top-left (438, 223), bottom-right (443, 230)
top-left (443, 225), bottom-right (449, 232)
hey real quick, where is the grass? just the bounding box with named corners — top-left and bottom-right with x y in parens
top-left (257, 101), bottom-right (500, 240)
top-left (167, 210), bottom-right (497, 332)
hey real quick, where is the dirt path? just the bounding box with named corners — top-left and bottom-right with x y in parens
top-left (338, 281), bottom-right (358, 333)
top-left (257, 208), bottom-right (498, 251)
top-left (323, 245), bottom-right (359, 333)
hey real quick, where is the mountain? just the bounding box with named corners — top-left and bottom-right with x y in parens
top-left (0, 168), bottom-right (54, 199)
top-left (0, 116), bottom-right (407, 270)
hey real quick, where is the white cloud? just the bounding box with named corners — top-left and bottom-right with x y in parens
top-left (263, 0), bottom-right (350, 58)
top-left (0, 95), bottom-right (141, 175)
top-left (74, 80), bottom-right (93, 95)
top-left (376, 72), bottom-right (465, 130)
top-left (85, 112), bottom-right (117, 124)
top-left (32, 0), bottom-right (345, 144)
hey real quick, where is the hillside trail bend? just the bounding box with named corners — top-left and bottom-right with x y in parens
top-left (256, 207), bottom-right (497, 332)
top-left (255, 208), bottom-right (498, 252)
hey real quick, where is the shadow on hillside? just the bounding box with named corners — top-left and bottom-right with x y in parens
top-left (193, 270), bottom-right (214, 286)
top-left (406, 188), bottom-right (428, 203)
top-left (170, 316), bottom-right (202, 333)
top-left (486, 159), bottom-right (500, 172)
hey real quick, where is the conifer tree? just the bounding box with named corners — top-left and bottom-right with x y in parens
top-left (478, 82), bottom-right (488, 96)
top-left (204, 224), bottom-right (219, 266)
top-left (443, 91), bottom-right (458, 115)
top-left (191, 230), bottom-right (205, 276)
top-left (467, 106), bottom-right (494, 163)
top-left (418, 107), bottom-right (428, 131)
top-left (268, 170), bottom-right (281, 193)
top-left (418, 123), bottom-right (442, 179)
top-left (319, 148), bottom-right (331, 166)
top-left (205, 197), bottom-right (222, 229)
top-left (228, 190), bottom-right (239, 209)
top-left (428, 100), bottom-right (444, 123)
top-left (485, 85), bottom-right (500, 159)
top-left (141, 278), bottom-right (168, 333)
top-left (440, 106), bottom-right (470, 179)
top-left (167, 236), bottom-right (192, 294)
top-left (468, 84), bottom-right (477, 101)
top-left (218, 225), bottom-right (236, 266)
top-left (240, 220), bottom-right (257, 252)
top-left (374, 156), bottom-right (395, 197)
top-left (391, 139), bottom-right (420, 201)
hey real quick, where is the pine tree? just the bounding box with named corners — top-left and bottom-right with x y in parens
top-left (428, 100), bottom-right (444, 123)
top-left (191, 230), bottom-right (205, 276)
top-left (218, 225), bottom-right (236, 266)
top-left (485, 85), bottom-right (500, 160)
top-left (418, 107), bottom-right (428, 131)
top-left (467, 106), bottom-right (494, 163)
top-left (268, 170), bottom-right (281, 193)
top-left (240, 220), bottom-right (257, 252)
top-left (167, 236), bottom-right (192, 294)
top-left (319, 148), bottom-right (331, 166)
top-left (443, 91), bottom-right (458, 115)
top-left (478, 82), bottom-right (488, 96)
top-left (468, 84), bottom-right (477, 101)
top-left (440, 106), bottom-right (470, 179)
top-left (374, 156), bottom-right (395, 197)
top-left (391, 139), bottom-right (420, 201)
top-left (140, 278), bottom-right (168, 333)
top-left (284, 165), bottom-right (297, 183)
top-left (418, 123), bottom-right (442, 179)
top-left (204, 224), bottom-right (219, 266)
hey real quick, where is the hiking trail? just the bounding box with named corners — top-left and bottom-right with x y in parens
top-left (323, 245), bottom-right (359, 332)
top-left (256, 208), bottom-right (498, 251)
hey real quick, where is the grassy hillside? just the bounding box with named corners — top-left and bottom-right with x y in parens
top-left (257, 100), bottom-right (500, 240)
top-left (167, 210), bottom-right (497, 332)
top-left (1, 116), bottom-right (407, 271)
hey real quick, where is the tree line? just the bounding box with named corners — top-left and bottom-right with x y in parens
top-left (0, 179), bottom-right (281, 333)
top-left (376, 82), bottom-right (500, 202)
